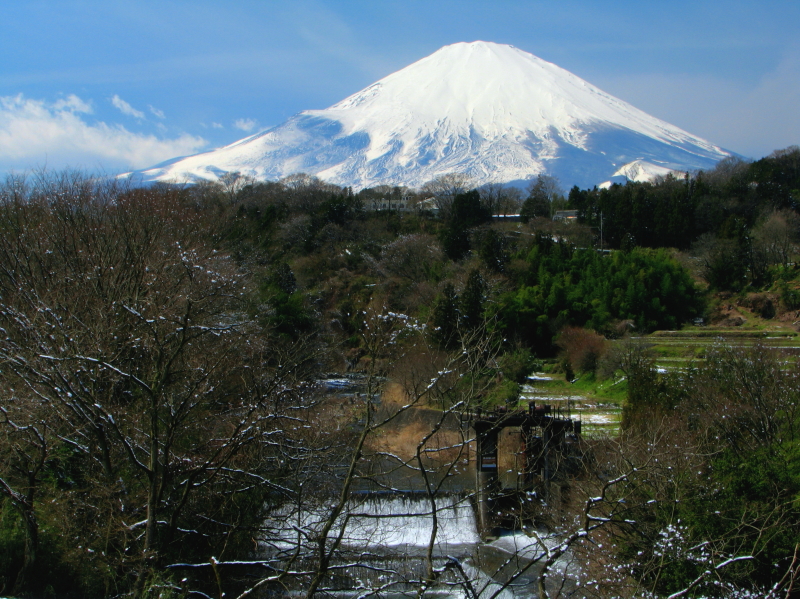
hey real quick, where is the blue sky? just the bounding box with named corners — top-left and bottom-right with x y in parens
top-left (1, 0), bottom-right (798, 175)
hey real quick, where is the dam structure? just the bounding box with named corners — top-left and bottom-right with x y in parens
top-left (470, 402), bottom-right (582, 533)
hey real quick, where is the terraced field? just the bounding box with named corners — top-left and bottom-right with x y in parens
top-left (646, 328), bottom-right (800, 373)
top-left (521, 323), bottom-right (800, 438)
top-left (520, 373), bottom-right (624, 437)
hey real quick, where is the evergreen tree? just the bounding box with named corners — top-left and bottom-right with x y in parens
top-left (459, 269), bottom-right (485, 330)
top-left (439, 190), bottom-right (491, 260)
top-left (475, 229), bottom-right (507, 272)
top-left (430, 283), bottom-right (459, 348)
top-left (272, 262), bottom-right (297, 295)
top-left (450, 189), bottom-right (491, 229)
top-left (519, 194), bottom-right (549, 223)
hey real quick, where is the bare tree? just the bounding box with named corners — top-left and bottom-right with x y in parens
top-left (379, 233), bottom-right (446, 283)
top-left (589, 342), bottom-right (800, 598)
top-left (421, 173), bottom-right (475, 218)
top-left (169, 308), bottom-right (507, 599)
top-left (522, 174), bottom-right (564, 221)
top-left (752, 209), bottom-right (800, 269)
top-left (280, 172), bottom-right (343, 213)
top-left (218, 170), bottom-right (256, 203)
top-left (0, 173), bottom-right (319, 595)
top-left (479, 183), bottom-right (523, 216)
top-left (0, 399), bottom-right (50, 594)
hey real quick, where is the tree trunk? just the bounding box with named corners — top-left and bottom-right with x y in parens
top-left (12, 505), bottom-right (38, 595)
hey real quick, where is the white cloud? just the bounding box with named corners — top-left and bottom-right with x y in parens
top-left (111, 94), bottom-right (145, 119)
top-left (234, 118), bottom-right (257, 132)
top-left (148, 104), bottom-right (165, 119)
top-left (0, 94), bottom-right (207, 171)
top-left (212, 122), bottom-right (224, 129)
top-left (53, 94), bottom-right (93, 113)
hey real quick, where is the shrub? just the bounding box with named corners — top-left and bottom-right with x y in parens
top-left (778, 280), bottom-right (800, 311)
top-left (743, 292), bottom-right (777, 318)
top-left (483, 378), bottom-right (521, 408)
top-left (498, 348), bottom-right (539, 383)
top-left (556, 326), bottom-right (608, 374)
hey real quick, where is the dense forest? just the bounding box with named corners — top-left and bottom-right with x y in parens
top-left (0, 147), bottom-right (799, 598)
top-left (570, 147), bottom-right (800, 291)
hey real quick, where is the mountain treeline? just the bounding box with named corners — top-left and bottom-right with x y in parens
top-left (210, 170), bottom-right (706, 358)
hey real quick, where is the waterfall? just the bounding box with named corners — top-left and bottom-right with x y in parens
top-left (262, 493), bottom-right (479, 556)
top-left (257, 494), bottom-right (574, 597)
top-left (342, 494), bottom-right (480, 552)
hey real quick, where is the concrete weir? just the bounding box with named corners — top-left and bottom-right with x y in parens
top-left (470, 402), bottom-right (581, 534)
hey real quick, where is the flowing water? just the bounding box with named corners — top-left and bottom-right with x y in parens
top-left (256, 375), bottom-right (582, 596)
top-left (259, 494), bottom-right (578, 598)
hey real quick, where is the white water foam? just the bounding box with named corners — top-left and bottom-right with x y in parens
top-left (344, 495), bottom-right (480, 550)
top-left (262, 494), bottom-right (480, 555)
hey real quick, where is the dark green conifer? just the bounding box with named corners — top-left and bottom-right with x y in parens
top-left (430, 283), bottom-right (459, 348)
top-left (459, 269), bottom-right (485, 330)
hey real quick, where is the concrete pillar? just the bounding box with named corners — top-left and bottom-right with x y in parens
top-left (476, 470), bottom-right (499, 535)
top-left (474, 422), bottom-right (499, 535)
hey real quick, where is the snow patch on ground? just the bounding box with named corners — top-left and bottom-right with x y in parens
top-left (527, 374), bottom-right (554, 381)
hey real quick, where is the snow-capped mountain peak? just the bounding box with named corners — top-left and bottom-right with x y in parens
top-left (129, 41), bottom-right (732, 189)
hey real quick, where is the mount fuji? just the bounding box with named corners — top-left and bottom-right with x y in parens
top-left (129, 41), bottom-right (733, 190)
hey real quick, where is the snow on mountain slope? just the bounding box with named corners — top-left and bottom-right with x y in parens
top-left (129, 41), bottom-right (732, 190)
top-left (598, 160), bottom-right (679, 189)
top-left (615, 160), bottom-right (678, 182)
